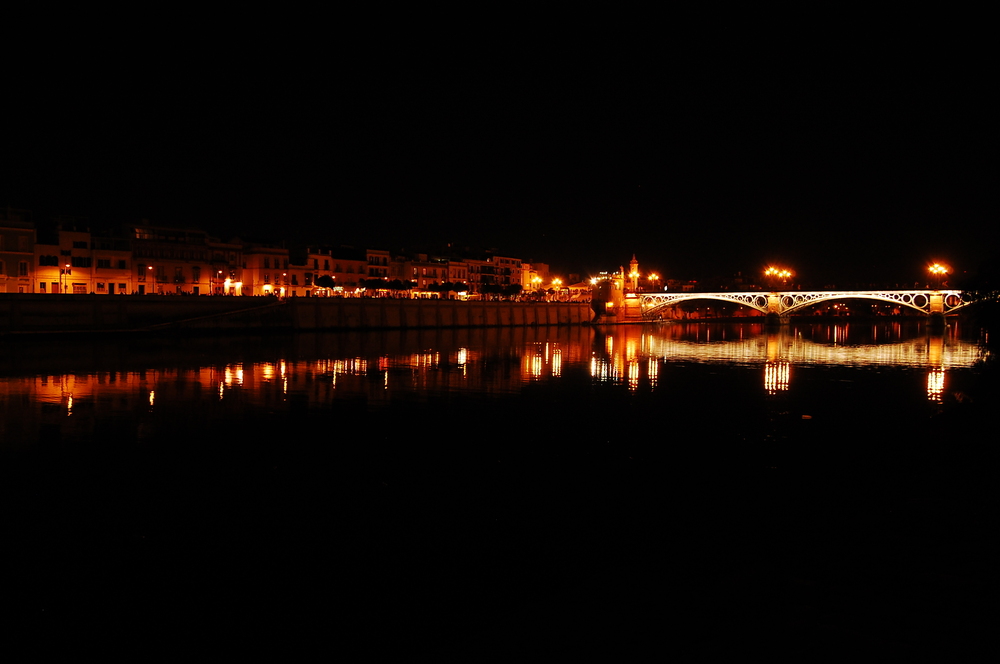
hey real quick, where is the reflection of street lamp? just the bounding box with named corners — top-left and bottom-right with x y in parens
top-left (928, 263), bottom-right (949, 289)
top-left (148, 265), bottom-right (154, 294)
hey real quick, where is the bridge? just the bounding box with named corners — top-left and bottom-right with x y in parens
top-left (638, 289), bottom-right (966, 320)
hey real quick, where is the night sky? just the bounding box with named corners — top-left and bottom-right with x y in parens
top-left (4, 17), bottom-right (995, 286)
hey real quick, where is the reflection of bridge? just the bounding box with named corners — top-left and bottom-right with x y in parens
top-left (639, 290), bottom-right (966, 319)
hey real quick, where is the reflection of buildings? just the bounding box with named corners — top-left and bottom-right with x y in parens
top-left (1, 323), bottom-right (979, 450)
top-left (0, 328), bottom-right (594, 447)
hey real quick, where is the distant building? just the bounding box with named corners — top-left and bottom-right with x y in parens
top-left (0, 208), bottom-right (34, 294)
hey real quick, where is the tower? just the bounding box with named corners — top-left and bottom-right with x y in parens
top-left (628, 254), bottom-right (639, 292)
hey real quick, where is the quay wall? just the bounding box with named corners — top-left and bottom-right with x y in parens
top-left (0, 294), bottom-right (591, 334)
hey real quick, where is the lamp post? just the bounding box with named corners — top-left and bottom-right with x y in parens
top-left (648, 273), bottom-right (660, 292)
top-left (928, 263), bottom-right (949, 289)
top-left (764, 266), bottom-right (793, 290)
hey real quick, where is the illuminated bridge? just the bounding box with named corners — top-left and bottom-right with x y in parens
top-left (638, 289), bottom-right (967, 320)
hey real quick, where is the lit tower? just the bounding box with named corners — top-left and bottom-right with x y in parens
top-left (628, 254), bottom-right (639, 292)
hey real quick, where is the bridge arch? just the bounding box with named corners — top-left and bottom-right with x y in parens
top-left (640, 290), bottom-right (967, 319)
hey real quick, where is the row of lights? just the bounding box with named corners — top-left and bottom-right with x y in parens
top-left (588, 263), bottom-right (953, 293)
top-left (763, 263), bottom-right (951, 287)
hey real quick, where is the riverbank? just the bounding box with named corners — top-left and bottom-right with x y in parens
top-left (0, 294), bottom-right (592, 335)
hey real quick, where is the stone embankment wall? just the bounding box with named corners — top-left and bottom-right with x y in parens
top-left (0, 295), bottom-right (591, 334)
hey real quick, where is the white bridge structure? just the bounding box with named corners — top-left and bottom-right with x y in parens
top-left (639, 289), bottom-right (966, 320)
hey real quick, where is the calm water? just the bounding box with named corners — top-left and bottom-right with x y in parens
top-left (2, 321), bottom-right (996, 651)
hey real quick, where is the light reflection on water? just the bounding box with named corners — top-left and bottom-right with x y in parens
top-left (0, 322), bottom-right (983, 447)
top-left (591, 322), bottom-right (981, 399)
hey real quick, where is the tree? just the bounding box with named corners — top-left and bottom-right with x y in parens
top-left (503, 284), bottom-right (523, 299)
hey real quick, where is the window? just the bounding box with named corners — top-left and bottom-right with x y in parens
top-left (39, 282), bottom-right (46, 292)
top-left (97, 259), bottom-right (112, 269)
top-left (71, 256), bottom-right (92, 268)
top-left (39, 255), bottom-right (59, 266)
top-left (97, 282), bottom-right (106, 292)
top-left (138, 264), bottom-right (146, 281)
top-left (324, 260), bottom-right (329, 270)
top-left (264, 258), bottom-right (271, 269)
top-left (305, 272), bottom-right (313, 286)
top-left (191, 266), bottom-right (200, 283)
top-left (118, 260), bottom-right (127, 270)
top-left (19, 262), bottom-right (28, 276)
top-left (73, 241), bottom-right (88, 249)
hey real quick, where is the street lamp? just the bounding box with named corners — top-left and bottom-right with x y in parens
top-left (648, 273), bottom-right (660, 291)
top-left (61, 264), bottom-right (71, 294)
top-left (928, 263), bottom-right (949, 289)
top-left (764, 266), bottom-right (793, 289)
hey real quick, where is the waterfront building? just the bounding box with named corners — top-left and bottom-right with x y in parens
top-left (406, 254), bottom-right (448, 291)
top-left (90, 228), bottom-right (134, 294)
top-left (243, 241), bottom-right (290, 296)
top-left (0, 208), bottom-right (35, 294)
top-left (326, 246), bottom-right (367, 294)
top-left (33, 218), bottom-right (98, 294)
top-left (207, 236), bottom-right (244, 295)
top-left (523, 262), bottom-right (550, 294)
top-left (132, 222), bottom-right (215, 295)
top-left (366, 249), bottom-right (390, 280)
top-left (482, 254), bottom-right (522, 290)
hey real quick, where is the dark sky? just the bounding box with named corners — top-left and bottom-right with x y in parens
top-left (3, 16), bottom-right (995, 285)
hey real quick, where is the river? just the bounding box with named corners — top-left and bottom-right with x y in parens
top-left (2, 321), bottom-right (995, 652)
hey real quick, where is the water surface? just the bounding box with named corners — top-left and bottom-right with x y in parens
top-left (2, 322), bottom-right (995, 652)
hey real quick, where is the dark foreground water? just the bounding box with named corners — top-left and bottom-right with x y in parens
top-left (2, 321), bottom-right (997, 653)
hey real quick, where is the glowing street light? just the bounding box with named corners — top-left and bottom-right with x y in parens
top-left (928, 263), bottom-right (949, 289)
top-left (764, 266), bottom-right (793, 289)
